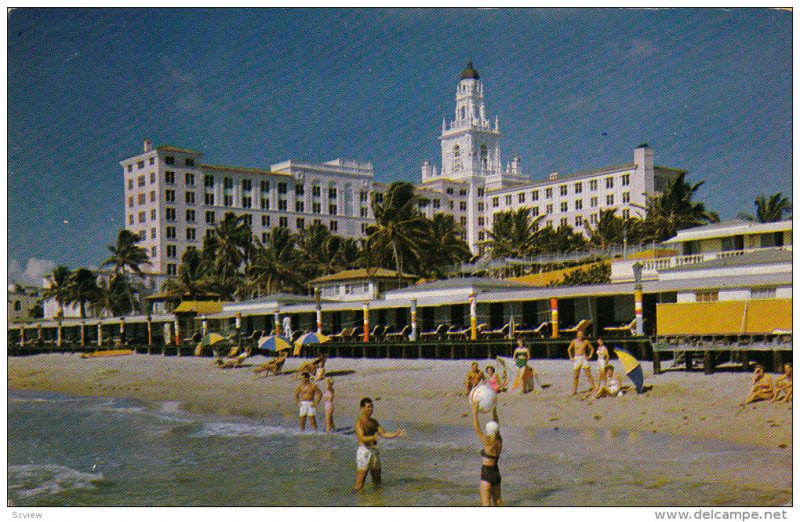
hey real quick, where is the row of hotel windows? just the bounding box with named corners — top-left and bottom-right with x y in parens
top-left (486, 193), bottom-right (631, 214)
top-left (126, 156), bottom-right (193, 173)
top-left (489, 174), bottom-right (631, 207)
top-left (421, 199), bottom-right (468, 211)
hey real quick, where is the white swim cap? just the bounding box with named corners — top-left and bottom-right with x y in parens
top-left (485, 421), bottom-right (499, 436)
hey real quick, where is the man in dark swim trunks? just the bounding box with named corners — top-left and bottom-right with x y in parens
top-left (353, 397), bottom-right (407, 493)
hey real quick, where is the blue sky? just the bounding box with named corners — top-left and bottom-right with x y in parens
top-left (7, 8), bottom-right (792, 284)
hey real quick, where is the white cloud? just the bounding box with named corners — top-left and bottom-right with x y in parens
top-left (8, 258), bottom-right (57, 287)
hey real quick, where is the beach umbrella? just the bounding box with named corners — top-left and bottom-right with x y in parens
top-left (258, 334), bottom-right (292, 353)
top-left (293, 332), bottom-right (330, 356)
top-left (200, 333), bottom-right (228, 347)
top-left (613, 346), bottom-right (644, 393)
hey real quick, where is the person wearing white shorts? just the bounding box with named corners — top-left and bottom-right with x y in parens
top-left (357, 445), bottom-right (381, 472)
top-left (353, 398), bottom-right (407, 493)
top-left (294, 372), bottom-right (322, 431)
top-left (567, 329), bottom-right (596, 395)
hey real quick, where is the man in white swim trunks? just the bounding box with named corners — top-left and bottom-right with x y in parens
top-left (353, 397), bottom-right (407, 493)
top-left (567, 329), bottom-right (595, 395)
top-left (294, 372), bottom-right (322, 431)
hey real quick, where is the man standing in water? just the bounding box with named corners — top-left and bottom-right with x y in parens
top-left (295, 372), bottom-right (322, 431)
top-left (567, 328), bottom-right (595, 395)
top-left (354, 397), bottom-right (407, 492)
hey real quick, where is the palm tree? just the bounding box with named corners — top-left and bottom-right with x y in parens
top-left (636, 173), bottom-right (719, 243)
top-left (531, 223), bottom-right (588, 254)
top-left (93, 274), bottom-right (133, 317)
top-left (584, 209), bottom-right (643, 250)
top-left (205, 212), bottom-right (251, 279)
top-left (738, 192), bottom-right (792, 223)
top-left (102, 229), bottom-right (150, 312)
top-left (248, 227), bottom-right (303, 295)
top-left (423, 213), bottom-right (473, 278)
top-left (67, 268), bottom-right (100, 319)
top-left (364, 182), bottom-right (431, 275)
top-left (161, 248), bottom-right (209, 300)
top-left (42, 265), bottom-right (72, 319)
top-left (484, 208), bottom-right (541, 259)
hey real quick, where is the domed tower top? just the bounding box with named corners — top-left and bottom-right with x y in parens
top-left (460, 60), bottom-right (480, 80)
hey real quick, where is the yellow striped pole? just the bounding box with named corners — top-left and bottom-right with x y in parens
top-left (20, 326), bottom-right (25, 348)
top-left (550, 298), bottom-right (559, 339)
top-left (274, 309), bottom-right (281, 336)
top-left (634, 289), bottom-right (644, 336)
top-left (146, 316), bottom-right (152, 347)
top-left (363, 303), bottom-right (370, 343)
top-left (97, 322), bottom-right (103, 347)
top-left (315, 289), bottom-right (323, 334)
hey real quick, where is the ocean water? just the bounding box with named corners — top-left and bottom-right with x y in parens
top-left (7, 390), bottom-right (791, 507)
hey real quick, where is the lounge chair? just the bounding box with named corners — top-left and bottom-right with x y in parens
top-left (370, 324), bottom-right (386, 340)
top-left (328, 327), bottom-right (353, 342)
top-left (482, 323), bottom-right (509, 339)
top-left (216, 347), bottom-right (252, 369)
top-left (561, 319), bottom-right (592, 335)
top-left (419, 323), bottom-right (449, 340)
top-left (385, 325), bottom-right (410, 341)
top-left (446, 324), bottom-right (469, 340)
top-left (603, 319), bottom-right (637, 336)
top-left (514, 321), bottom-right (550, 339)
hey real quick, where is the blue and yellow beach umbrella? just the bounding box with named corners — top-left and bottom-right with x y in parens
top-left (293, 332), bottom-right (330, 356)
top-left (613, 346), bottom-right (644, 393)
top-left (258, 334), bottom-right (292, 353)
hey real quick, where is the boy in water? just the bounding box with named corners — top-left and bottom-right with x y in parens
top-left (354, 398), bottom-right (407, 492)
top-left (567, 329), bottom-right (596, 395)
top-left (294, 372), bottom-right (322, 431)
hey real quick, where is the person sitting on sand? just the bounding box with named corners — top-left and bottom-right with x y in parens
top-left (582, 365), bottom-right (622, 401)
top-left (254, 350), bottom-right (288, 377)
top-left (568, 329), bottom-right (596, 395)
top-left (464, 361), bottom-right (486, 394)
top-left (485, 365), bottom-right (507, 393)
top-left (740, 364), bottom-right (774, 406)
top-left (772, 363), bottom-right (792, 403)
top-left (214, 347), bottom-right (252, 368)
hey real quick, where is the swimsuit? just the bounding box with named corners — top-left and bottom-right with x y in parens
top-left (480, 449), bottom-right (501, 486)
top-left (597, 348), bottom-right (608, 370)
top-left (298, 400), bottom-right (316, 417)
top-left (572, 355), bottom-right (590, 370)
top-left (608, 378), bottom-right (620, 394)
top-left (357, 445), bottom-right (381, 471)
top-left (323, 390), bottom-right (333, 414)
top-left (488, 375), bottom-right (500, 392)
top-left (514, 349), bottom-right (529, 368)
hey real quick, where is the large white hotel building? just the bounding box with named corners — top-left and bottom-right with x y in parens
top-left (122, 61), bottom-right (685, 278)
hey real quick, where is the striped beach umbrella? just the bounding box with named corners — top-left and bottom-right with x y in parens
top-left (258, 335), bottom-right (292, 353)
top-left (293, 332), bottom-right (330, 356)
top-left (613, 346), bottom-right (644, 393)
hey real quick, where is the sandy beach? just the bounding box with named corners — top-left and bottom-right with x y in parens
top-left (8, 352), bottom-right (791, 449)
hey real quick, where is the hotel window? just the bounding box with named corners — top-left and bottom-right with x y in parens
top-left (138, 175), bottom-right (145, 187)
top-left (151, 246), bottom-right (157, 257)
top-left (166, 245), bottom-right (177, 258)
top-left (186, 227), bottom-right (196, 241)
top-left (262, 215), bottom-right (270, 227)
top-left (575, 215), bottom-right (583, 227)
top-left (560, 202), bottom-right (568, 212)
top-left (242, 215), bottom-right (252, 227)
top-left (164, 156), bottom-right (175, 165)
top-left (546, 219), bottom-right (552, 228)
top-left (260, 180), bottom-right (270, 193)
top-left (165, 171), bottom-right (175, 184)
top-left (128, 196), bottom-right (134, 208)
top-left (185, 158), bottom-right (195, 167)
top-left (446, 188), bottom-right (454, 195)
top-left (545, 188), bottom-right (553, 198)
top-left (359, 191), bottom-right (368, 202)
top-left (589, 179), bottom-right (598, 191)
top-left (328, 186), bottom-right (337, 199)
top-left (492, 213), bottom-right (499, 223)
top-left (261, 232), bottom-right (268, 243)
top-left (150, 172), bottom-right (156, 184)
top-left (460, 201), bottom-right (467, 211)
top-left (223, 177), bottom-right (233, 190)
top-left (140, 230), bottom-right (146, 240)
top-left (206, 229), bottom-right (214, 240)
top-left (150, 191), bottom-right (156, 203)
top-left (478, 202), bottom-right (485, 211)
top-left (167, 264), bottom-right (177, 276)
top-left (374, 193), bottom-right (383, 204)
top-left (492, 197), bottom-right (499, 208)
top-left (505, 195), bottom-right (512, 205)
top-left (532, 190), bottom-right (539, 201)
top-left (312, 184), bottom-right (321, 197)
top-left (149, 157), bottom-right (155, 166)
top-left (313, 202), bottom-right (321, 214)
top-left (278, 200), bottom-right (288, 211)
top-left (560, 185), bottom-right (568, 196)
top-left (138, 211), bottom-right (146, 223)
top-left (696, 291), bottom-right (719, 302)
top-left (205, 193), bottom-right (215, 205)
top-left (224, 195), bottom-right (233, 207)
top-left (242, 179), bottom-right (252, 192)
top-left (150, 209), bottom-right (156, 220)
top-left (185, 191), bottom-right (195, 205)
top-left (605, 177), bottom-right (614, 189)
top-left (560, 217), bottom-right (568, 227)
top-left (185, 173), bottom-right (195, 186)
top-left (575, 182), bottom-right (582, 194)
top-left (433, 199), bottom-right (441, 209)
top-left (360, 207), bottom-right (368, 217)
top-left (590, 213), bottom-right (598, 224)
top-left (518, 193), bottom-right (526, 203)
top-left (546, 204), bottom-right (553, 215)
top-left (575, 199), bottom-right (583, 210)
top-left (166, 225), bottom-right (176, 239)
top-left (296, 217), bottom-right (305, 229)
top-left (165, 208), bottom-right (176, 221)
top-left (128, 179), bottom-right (134, 190)
top-left (186, 209), bottom-right (196, 222)
top-left (449, 201), bottom-right (454, 210)
top-left (478, 231), bottom-right (485, 241)
top-left (460, 216), bottom-right (467, 227)
top-left (261, 198), bottom-right (270, 210)
top-left (621, 174), bottom-right (630, 186)
top-left (478, 217), bottom-right (485, 226)
top-left (622, 192), bottom-right (630, 203)
top-left (477, 187), bottom-right (485, 197)
top-left (460, 189), bottom-right (468, 197)
top-left (361, 223), bottom-right (367, 234)
top-left (205, 175), bottom-right (214, 188)
top-left (127, 164), bottom-right (133, 173)
top-left (128, 214), bottom-right (134, 225)
top-left (590, 197), bottom-right (598, 208)
top-left (279, 216), bottom-right (288, 227)
top-left (531, 207), bottom-right (539, 217)
top-left (622, 209), bottom-right (630, 219)
top-left (328, 204), bottom-right (337, 215)
top-left (606, 195), bottom-right (614, 206)
top-left (165, 189), bottom-right (175, 202)
top-left (295, 184), bottom-right (305, 196)
top-left (137, 160), bottom-right (144, 169)
top-left (242, 196), bottom-right (252, 208)
top-left (151, 227), bottom-right (156, 239)
top-left (278, 182), bottom-right (287, 195)
top-left (206, 211), bottom-right (215, 224)
top-left (330, 220), bottom-right (338, 232)
top-left (296, 201), bottom-right (305, 212)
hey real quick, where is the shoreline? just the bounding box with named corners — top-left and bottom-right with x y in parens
top-left (7, 353), bottom-right (792, 450)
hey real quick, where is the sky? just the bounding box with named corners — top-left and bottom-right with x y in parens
top-left (7, 8), bottom-right (793, 285)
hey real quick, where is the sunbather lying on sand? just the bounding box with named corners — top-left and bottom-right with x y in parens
top-left (254, 351), bottom-right (288, 376)
top-left (215, 347), bottom-right (252, 369)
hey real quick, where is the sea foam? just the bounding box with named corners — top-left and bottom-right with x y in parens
top-left (8, 464), bottom-right (104, 498)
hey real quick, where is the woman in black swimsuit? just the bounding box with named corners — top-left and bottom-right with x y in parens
top-left (470, 400), bottom-right (502, 506)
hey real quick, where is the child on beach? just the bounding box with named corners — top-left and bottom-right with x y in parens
top-left (485, 365), bottom-right (507, 393)
top-left (740, 364), bottom-right (774, 406)
top-left (323, 378), bottom-right (335, 433)
top-left (582, 365), bottom-right (621, 401)
top-left (464, 361), bottom-right (486, 394)
top-left (772, 363), bottom-right (792, 403)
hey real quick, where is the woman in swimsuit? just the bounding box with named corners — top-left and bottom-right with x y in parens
top-left (582, 365), bottom-right (621, 401)
top-left (471, 400), bottom-right (502, 506)
top-left (323, 378), bottom-right (335, 433)
top-left (595, 338), bottom-right (610, 388)
top-left (485, 365), bottom-right (507, 393)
